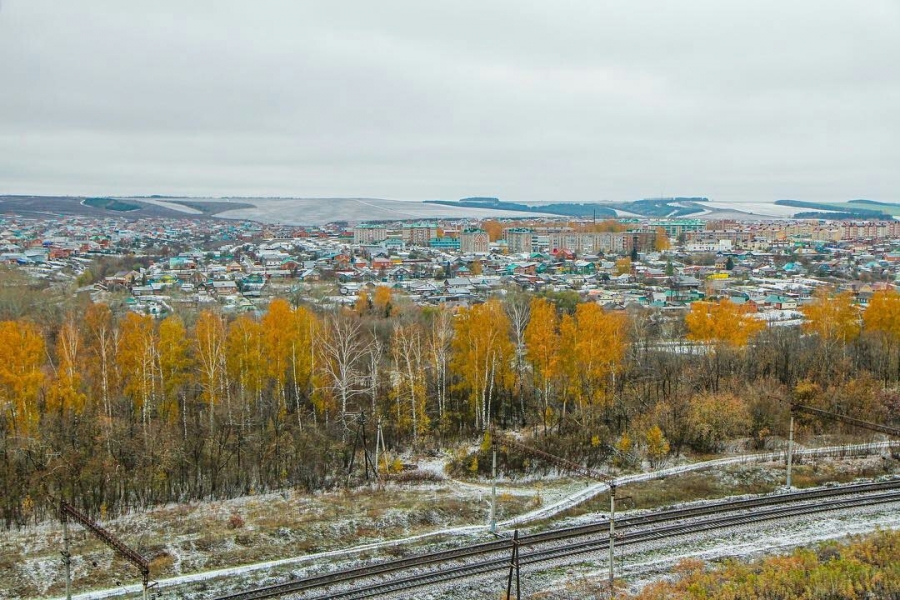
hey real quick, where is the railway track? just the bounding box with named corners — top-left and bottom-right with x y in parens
top-left (215, 478), bottom-right (900, 600)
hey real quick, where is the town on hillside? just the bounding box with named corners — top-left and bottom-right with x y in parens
top-left (3, 214), bottom-right (899, 320)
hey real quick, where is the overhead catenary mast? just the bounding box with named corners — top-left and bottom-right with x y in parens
top-left (59, 501), bottom-right (152, 600)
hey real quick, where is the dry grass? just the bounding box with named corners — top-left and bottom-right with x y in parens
top-left (3, 480), bottom-right (530, 598)
top-left (8, 454), bottom-right (893, 599)
top-left (553, 455), bottom-right (897, 523)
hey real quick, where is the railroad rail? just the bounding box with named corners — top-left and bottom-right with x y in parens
top-left (316, 487), bottom-right (900, 600)
top-left (214, 478), bottom-right (900, 600)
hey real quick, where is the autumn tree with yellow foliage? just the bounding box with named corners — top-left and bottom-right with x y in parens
top-left (0, 320), bottom-right (44, 435)
top-left (615, 257), bottom-right (632, 276)
top-left (802, 287), bottom-right (860, 343)
top-left (262, 298), bottom-right (297, 414)
top-left (559, 303), bottom-right (629, 422)
top-left (47, 316), bottom-right (86, 416)
top-left (482, 220), bottom-right (504, 241)
top-left (225, 314), bottom-right (266, 421)
top-left (451, 299), bottom-right (513, 430)
top-left (864, 289), bottom-right (900, 340)
top-left (654, 227), bottom-right (670, 252)
top-left (863, 289), bottom-right (900, 381)
top-left (6, 271), bottom-right (900, 534)
top-left (685, 298), bottom-right (764, 348)
top-left (195, 310), bottom-right (227, 429)
top-left (158, 315), bottom-right (191, 426)
top-left (685, 298), bottom-right (764, 390)
top-left (373, 285), bottom-right (393, 316)
top-left (118, 312), bottom-right (158, 432)
top-left (288, 304), bottom-right (319, 423)
top-left (525, 297), bottom-right (561, 432)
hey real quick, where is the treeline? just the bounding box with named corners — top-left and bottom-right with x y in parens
top-left (774, 199), bottom-right (890, 219)
top-left (3, 284), bottom-right (900, 528)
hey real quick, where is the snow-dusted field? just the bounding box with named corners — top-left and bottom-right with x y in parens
top-left (703, 200), bottom-right (800, 218)
top-left (18, 440), bottom-right (893, 600)
top-left (134, 197), bottom-right (555, 225)
top-left (424, 496), bottom-right (900, 600)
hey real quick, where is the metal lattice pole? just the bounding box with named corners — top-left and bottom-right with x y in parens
top-left (62, 509), bottom-right (72, 600)
top-left (609, 484), bottom-right (616, 598)
top-left (787, 415), bottom-right (794, 488)
top-left (491, 434), bottom-right (497, 533)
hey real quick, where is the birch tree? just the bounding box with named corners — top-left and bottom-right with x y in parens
top-left (391, 322), bottom-right (428, 441)
top-left (451, 299), bottom-right (513, 430)
top-left (318, 312), bottom-right (367, 427)
top-left (428, 306), bottom-right (453, 425)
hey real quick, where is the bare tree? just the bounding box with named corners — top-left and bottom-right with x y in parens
top-left (505, 291), bottom-right (531, 421)
top-left (367, 324), bottom-right (383, 418)
top-left (392, 323), bottom-right (427, 442)
top-left (428, 306), bottom-right (453, 424)
top-left (319, 312), bottom-right (367, 428)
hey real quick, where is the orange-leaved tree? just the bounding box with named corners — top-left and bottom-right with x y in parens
top-left (863, 289), bottom-right (900, 341)
top-left (373, 286), bottom-right (393, 316)
top-left (451, 299), bottom-right (513, 430)
top-left (482, 220), bottom-right (504, 242)
top-left (0, 320), bottom-right (45, 435)
top-left (262, 298), bottom-right (296, 415)
top-left (195, 310), bottom-right (227, 430)
top-left (559, 303), bottom-right (629, 416)
top-left (654, 227), bottom-right (670, 252)
top-left (118, 312), bottom-right (158, 431)
top-left (862, 288), bottom-right (900, 382)
top-left (801, 287), bottom-right (860, 344)
top-left (158, 315), bottom-right (192, 426)
top-left (47, 316), bottom-right (86, 415)
top-left (525, 297), bottom-right (561, 432)
top-left (685, 298), bottom-right (764, 347)
top-left (288, 304), bottom-right (319, 424)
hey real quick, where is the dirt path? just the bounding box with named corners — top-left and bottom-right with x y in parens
top-left (56, 441), bottom-right (896, 600)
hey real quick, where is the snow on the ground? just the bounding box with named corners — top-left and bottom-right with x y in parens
top-left (49, 440), bottom-right (898, 600)
top-left (500, 440), bottom-right (896, 527)
top-left (371, 498), bottom-right (900, 599)
top-left (550, 499), bottom-right (900, 598)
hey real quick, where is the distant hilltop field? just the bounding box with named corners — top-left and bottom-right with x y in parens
top-left (1, 195), bottom-right (896, 224)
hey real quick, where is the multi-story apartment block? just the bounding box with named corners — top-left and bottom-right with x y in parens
top-left (459, 228), bottom-right (490, 254)
top-left (646, 219), bottom-right (706, 237)
top-left (429, 236), bottom-right (461, 251)
top-left (841, 221), bottom-right (900, 241)
top-left (402, 223), bottom-right (438, 246)
top-left (548, 231), bottom-right (629, 255)
top-left (504, 227), bottom-right (534, 254)
top-left (353, 224), bottom-right (387, 244)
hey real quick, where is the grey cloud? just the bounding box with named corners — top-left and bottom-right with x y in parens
top-left (0, 0), bottom-right (898, 203)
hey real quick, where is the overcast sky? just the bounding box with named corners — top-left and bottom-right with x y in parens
top-left (1, 1), bottom-right (898, 203)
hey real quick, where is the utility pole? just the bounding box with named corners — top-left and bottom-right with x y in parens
top-left (786, 414), bottom-right (794, 489)
top-left (491, 432), bottom-right (498, 533)
top-left (609, 483), bottom-right (616, 598)
top-left (59, 501), bottom-right (150, 600)
top-left (374, 416), bottom-right (383, 476)
top-left (491, 431), bottom-right (620, 595)
top-left (62, 511), bottom-right (72, 600)
top-left (505, 529), bottom-right (521, 600)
